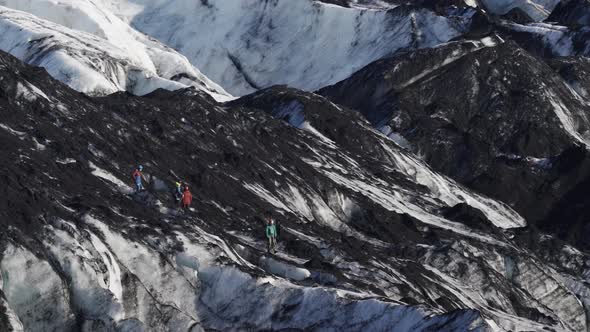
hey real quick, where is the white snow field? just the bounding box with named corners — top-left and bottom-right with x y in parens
top-left (94, 0), bottom-right (566, 95)
top-left (0, 0), bottom-right (566, 99)
top-left (91, 0), bottom-right (469, 96)
top-left (0, 4), bottom-right (231, 100)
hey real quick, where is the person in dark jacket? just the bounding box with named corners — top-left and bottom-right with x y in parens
top-left (173, 181), bottom-right (183, 203)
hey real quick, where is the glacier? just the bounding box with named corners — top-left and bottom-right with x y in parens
top-left (0, 50), bottom-right (588, 330)
top-left (96, 0), bottom-right (471, 96)
top-left (0, 3), bottom-right (231, 100)
top-left (0, 0), bottom-right (589, 331)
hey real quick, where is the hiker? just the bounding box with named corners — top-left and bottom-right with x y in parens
top-left (173, 181), bottom-right (183, 203)
top-left (132, 165), bottom-right (144, 193)
top-left (265, 214), bottom-right (278, 253)
top-left (181, 185), bottom-right (193, 210)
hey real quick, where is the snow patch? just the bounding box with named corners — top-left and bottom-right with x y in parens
top-left (259, 256), bottom-right (311, 281)
top-left (510, 23), bottom-right (573, 56)
top-left (380, 125), bottom-right (413, 150)
top-left (273, 100), bottom-right (337, 147)
top-left (378, 141), bottom-right (526, 229)
top-left (89, 161), bottom-right (133, 194)
top-left (547, 89), bottom-right (590, 147)
top-left (56, 158), bottom-right (76, 164)
top-left (0, 123), bottom-right (26, 138)
top-left (243, 182), bottom-right (291, 212)
top-left (88, 232), bottom-right (124, 302)
top-left (15, 81), bottom-right (50, 102)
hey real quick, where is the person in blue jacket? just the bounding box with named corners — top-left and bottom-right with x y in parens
top-left (131, 165), bottom-right (144, 193)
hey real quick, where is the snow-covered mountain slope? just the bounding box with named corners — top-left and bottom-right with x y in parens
top-left (95, 0), bottom-right (474, 96)
top-left (0, 0), bottom-right (564, 98)
top-left (319, 35), bottom-right (590, 250)
top-left (1, 50), bottom-right (589, 331)
top-left (0, 4), bottom-right (230, 100)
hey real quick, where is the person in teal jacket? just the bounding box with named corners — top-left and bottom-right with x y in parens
top-left (265, 214), bottom-right (278, 253)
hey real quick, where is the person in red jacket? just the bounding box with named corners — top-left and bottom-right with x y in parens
top-left (181, 185), bottom-right (193, 210)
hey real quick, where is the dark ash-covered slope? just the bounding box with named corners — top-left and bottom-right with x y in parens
top-left (0, 49), bottom-right (588, 331)
top-left (320, 34), bottom-right (590, 250)
top-left (547, 0), bottom-right (590, 26)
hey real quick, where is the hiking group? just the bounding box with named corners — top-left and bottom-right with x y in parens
top-left (131, 165), bottom-right (279, 253)
top-left (131, 165), bottom-right (192, 210)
